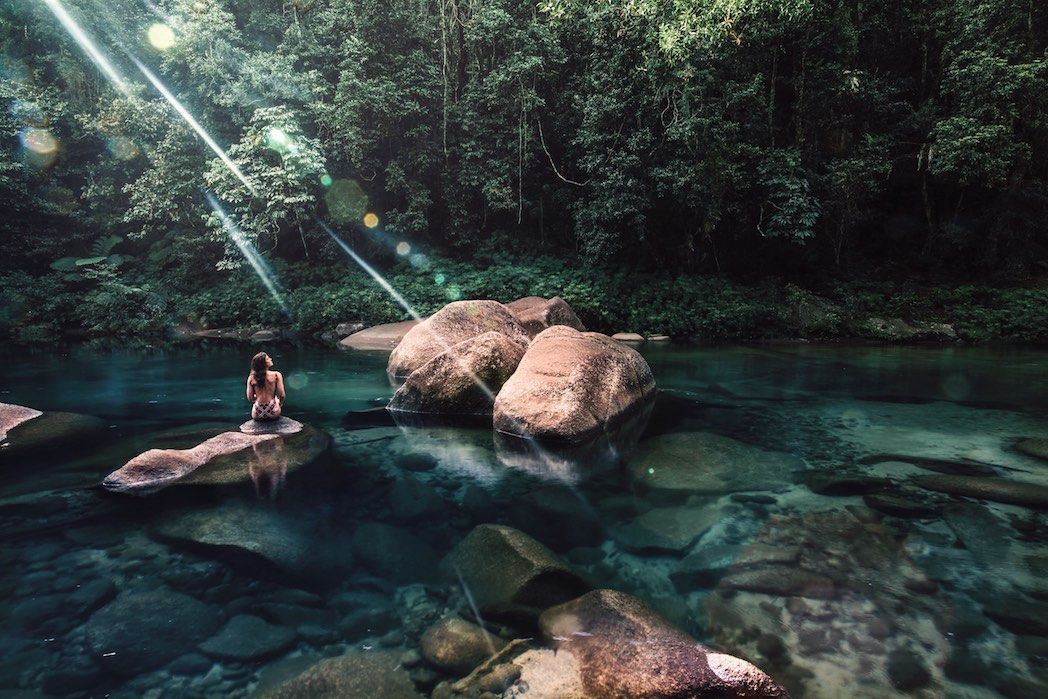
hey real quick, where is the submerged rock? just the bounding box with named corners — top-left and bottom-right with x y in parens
top-left (612, 504), bottom-right (722, 553)
top-left (352, 522), bottom-right (439, 584)
top-left (340, 319), bottom-right (422, 351)
top-left (388, 331), bottom-right (525, 415)
top-left (84, 588), bottom-right (220, 675)
top-left (258, 648), bottom-right (422, 698)
top-left (493, 326), bottom-right (656, 444)
top-left (104, 426), bottom-right (329, 494)
top-left (982, 596), bottom-right (1048, 637)
top-left (154, 500), bottom-right (352, 585)
top-left (388, 301), bottom-right (530, 380)
top-left (630, 431), bottom-right (803, 497)
top-left (442, 524), bottom-right (589, 621)
top-left (538, 589), bottom-right (787, 698)
top-left (914, 475), bottom-right (1048, 509)
top-left (862, 491), bottom-right (938, 518)
top-left (200, 614), bottom-right (296, 661)
top-left (0, 403), bottom-right (104, 459)
top-left (1017, 437), bottom-right (1048, 462)
top-left (420, 617), bottom-right (506, 675)
top-left (505, 296), bottom-right (585, 338)
top-left (719, 566), bottom-right (837, 599)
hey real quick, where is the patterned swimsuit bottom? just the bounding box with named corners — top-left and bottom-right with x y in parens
top-left (252, 398), bottom-right (281, 421)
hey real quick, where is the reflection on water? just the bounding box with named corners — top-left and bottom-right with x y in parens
top-left (249, 437), bottom-right (287, 500)
top-left (0, 344), bottom-right (1046, 697)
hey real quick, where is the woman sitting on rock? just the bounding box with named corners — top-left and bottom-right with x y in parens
top-left (247, 352), bottom-right (285, 421)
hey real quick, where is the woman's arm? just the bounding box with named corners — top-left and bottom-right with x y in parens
top-left (246, 375), bottom-right (256, 401)
top-left (275, 371), bottom-right (286, 402)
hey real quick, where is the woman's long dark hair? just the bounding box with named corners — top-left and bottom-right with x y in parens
top-left (251, 352), bottom-right (270, 390)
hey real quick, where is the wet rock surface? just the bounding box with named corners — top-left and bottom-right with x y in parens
top-left (0, 403), bottom-right (104, 459)
top-left (258, 648), bottom-right (422, 698)
top-left (442, 524), bottom-right (589, 621)
top-left (83, 588), bottom-right (220, 675)
top-left (539, 589), bottom-right (787, 697)
top-left (494, 326), bottom-right (656, 443)
top-left (420, 616), bottom-right (506, 675)
top-left (914, 474), bottom-right (1048, 508)
top-left (630, 431), bottom-right (804, 497)
top-left (199, 614), bottom-right (296, 661)
top-left (105, 425), bottom-right (329, 493)
top-left (240, 416), bottom-right (305, 435)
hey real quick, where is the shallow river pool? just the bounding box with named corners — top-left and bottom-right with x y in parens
top-left (1, 342), bottom-right (1046, 698)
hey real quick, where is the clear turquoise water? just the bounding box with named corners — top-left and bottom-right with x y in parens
top-left (1, 343), bottom-right (1046, 697)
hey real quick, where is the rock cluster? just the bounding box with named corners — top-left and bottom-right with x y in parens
top-left (384, 297), bottom-right (656, 446)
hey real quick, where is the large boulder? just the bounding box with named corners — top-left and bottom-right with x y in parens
top-left (388, 301), bottom-right (530, 380)
top-left (388, 331), bottom-right (525, 415)
top-left (505, 296), bottom-right (585, 338)
top-left (441, 524), bottom-right (589, 621)
top-left (0, 403), bottom-right (104, 460)
top-left (103, 426), bottom-right (329, 494)
top-left (339, 319), bottom-right (422, 351)
top-left (258, 648), bottom-right (422, 698)
top-left (539, 589), bottom-right (786, 698)
top-left (83, 588), bottom-right (220, 675)
top-left (493, 326), bottom-right (656, 444)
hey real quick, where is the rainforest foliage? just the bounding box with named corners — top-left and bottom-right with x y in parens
top-left (1, 0), bottom-right (1047, 339)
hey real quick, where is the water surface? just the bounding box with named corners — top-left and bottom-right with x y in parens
top-left (1, 343), bottom-right (1046, 697)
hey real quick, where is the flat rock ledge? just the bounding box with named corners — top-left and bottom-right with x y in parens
top-left (241, 416), bottom-right (304, 435)
top-left (0, 402), bottom-right (43, 442)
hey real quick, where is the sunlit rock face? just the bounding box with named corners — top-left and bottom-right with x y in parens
top-left (387, 300), bottom-right (530, 380)
top-left (505, 295), bottom-right (585, 338)
top-left (102, 426), bottom-right (329, 494)
top-left (538, 589), bottom-right (788, 698)
top-left (388, 331), bottom-right (525, 415)
top-left (441, 524), bottom-right (590, 622)
top-left (493, 326), bottom-right (657, 444)
top-left (0, 403), bottom-right (105, 461)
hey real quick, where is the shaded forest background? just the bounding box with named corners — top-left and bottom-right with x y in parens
top-left (2, 0), bottom-right (1047, 341)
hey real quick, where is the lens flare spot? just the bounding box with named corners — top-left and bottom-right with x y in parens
top-left (396, 241), bottom-right (411, 256)
top-left (287, 371), bottom-right (310, 390)
top-left (325, 179), bottom-right (368, 224)
top-left (447, 285), bottom-right (463, 301)
top-left (434, 273), bottom-right (446, 285)
top-left (320, 173), bottom-right (333, 187)
top-left (107, 136), bottom-right (139, 160)
top-left (363, 212), bottom-right (380, 229)
top-left (22, 128), bottom-right (58, 154)
top-left (148, 23), bottom-right (176, 50)
top-left (20, 128), bottom-right (59, 168)
top-left (409, 253), bottom-right (430, 269)
top-left (266, 127), bottom-right (290, 151)
top-left (942, 373), bottom-right (970, 401)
